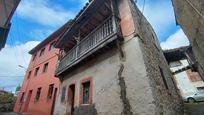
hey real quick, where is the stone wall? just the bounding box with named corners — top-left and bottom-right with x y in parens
top-left (172, 0), bottom-right (204, 79)
top-left (129, 0), bottom-right (183, 114)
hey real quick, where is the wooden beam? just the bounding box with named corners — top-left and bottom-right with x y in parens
top-left (104, 2), bottom-right (112, 12)
top-left (92, 16), bottom-right (101, 24)
top-left (98, 11), bottom-right (106, 18)
top-left (57, 0), bottom-right (108, 48)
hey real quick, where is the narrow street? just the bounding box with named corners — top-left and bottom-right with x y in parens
top-left (185, 102), bottom-right (204, 115)
top-left (0, 0), bottom-right (203, 115)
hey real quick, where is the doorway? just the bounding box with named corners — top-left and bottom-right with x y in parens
top-left (24, 90), bottom-right (32, 112)
top-left (51, 88), bottom-right (58, 115)
top-left (68, 84), bottom-right (75, 115)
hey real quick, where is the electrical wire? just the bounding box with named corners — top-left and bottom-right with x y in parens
top-left (184, 0), bottom-right (204, 19)
top-left (14, 13), bottom-right (27, 67)
top-left (142, 0), bottom-right (146, 13)
top-left (0, 76), bottom-right (24, 77)
top-left (2, 0), bottom-right (22, 68)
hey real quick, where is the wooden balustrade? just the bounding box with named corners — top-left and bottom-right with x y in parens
top-left (56, 15), bottom-right (120, 75)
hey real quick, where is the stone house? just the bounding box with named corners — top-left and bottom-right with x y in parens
top-left (171, 0), bottom-right (204, 79)
top-left (54, 0), bottom-right (183, 115)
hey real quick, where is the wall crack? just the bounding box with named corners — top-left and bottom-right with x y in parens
top-left (118, 64), bottom-right (133, 115)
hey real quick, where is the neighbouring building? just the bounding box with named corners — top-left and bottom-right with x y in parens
top-left (54, 0), bottom-right (183, 115)
top-left (164, 46), bottom-right (204, 99)
top-left (13, 22), bottom-right (71, 115)
top-left (171, 0), bottom-right (204, 79)
top-left (0, 0), bottom-right (21, 51)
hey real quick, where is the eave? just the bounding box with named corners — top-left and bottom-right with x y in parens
top-left (55, 0), bottom-right (108, 49)
top-left (163, 46), bottom-right (190, 63)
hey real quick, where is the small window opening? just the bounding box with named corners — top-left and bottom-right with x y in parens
top-left (35, 87), bottom-right (42, 101)
top-left (82, 81), bottom-right (90, 104)
top-left (47, 84), bottom-right (54, 99)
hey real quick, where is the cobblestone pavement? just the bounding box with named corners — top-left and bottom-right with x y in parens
top-left (184, 102), bottom-right (204, 115)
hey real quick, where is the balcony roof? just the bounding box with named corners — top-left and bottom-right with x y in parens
top-left (163, 46), bottom-right (190, 63)
top-left (29, 20), bottom-right (73, 54)
top-left (55, 0), bottom-right (109, 49)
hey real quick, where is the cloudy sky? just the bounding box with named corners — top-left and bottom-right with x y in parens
top-left (0, 0), bottom-right (189, 92)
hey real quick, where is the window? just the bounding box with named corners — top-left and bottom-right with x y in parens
top-left (39, 48), bottom-right (45, 57)
top-left (43, 63), bottom-right (49, 73)
top-left (82, 81), bottom-right (90, 104)
top-left (20, 92), bottom-right (25, 103)
top-left (35, 88), bottom-right (42, 101)
top-left (32, 54), bottom-right (37, 61)
top-left (187, 70), bottom-right (202, 82)
top-left (27, 71), bottom-right (32, 79)
top-left (34, 67), bottom-right (40, 76)
top-left (61, 86), bottom-right (66, 103)
top-left (49, 41), bottom-right (56, 50)
top-left (80, 78), bottom-right (92, 105)
top-left (169, 61), bottom-right (182, 68)
top-left (159, 67), bottom-right (168, 90)
top-left (47, 84), bottom-right (54, 99)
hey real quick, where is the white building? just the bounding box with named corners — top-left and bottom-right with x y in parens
top-left (164, 46), bottom-right (204, 98)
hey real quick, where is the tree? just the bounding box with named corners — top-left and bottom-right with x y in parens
top-left (0, 93), bottom-right (14, 112)
top-left (0, 93), bottom-right (13, 104)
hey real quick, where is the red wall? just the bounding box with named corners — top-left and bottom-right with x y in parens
top-left (13, 39), bottom-right (60, 115)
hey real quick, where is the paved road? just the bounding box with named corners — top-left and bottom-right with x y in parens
top-left (184, 102), bottom-right (204, 115)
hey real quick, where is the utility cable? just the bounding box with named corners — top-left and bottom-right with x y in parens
top-left (184, 0), bottom-right (204, 19)
top-left (142, 0), bottom-right (146, 14)
top-left (2, 0), bottom-right (21, 68)
top-left (14, 13), bottom-right (28, 67)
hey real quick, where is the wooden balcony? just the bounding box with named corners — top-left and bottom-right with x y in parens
top-left (56, 15), bottom-right (121, 75)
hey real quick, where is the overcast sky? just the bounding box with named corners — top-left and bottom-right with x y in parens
top-left (0, 0), bottom-right (189, 92)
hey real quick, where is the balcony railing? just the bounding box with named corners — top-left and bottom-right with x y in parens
top-left (56, 15), bottom-right (120, 75)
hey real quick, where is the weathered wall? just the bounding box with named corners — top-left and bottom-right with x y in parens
top-left (54, 47), bottom-right (124, 115)
top-left (54, 35), bottom-right (183, 115)
top-left (128, 1), bottom-right (183, 114)
top-left (172, 0), bottom-right (204, 79)
top-left (54, 37), bottom-right (158, 115)
top-left (121, 36), bottom-right (158, 115)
